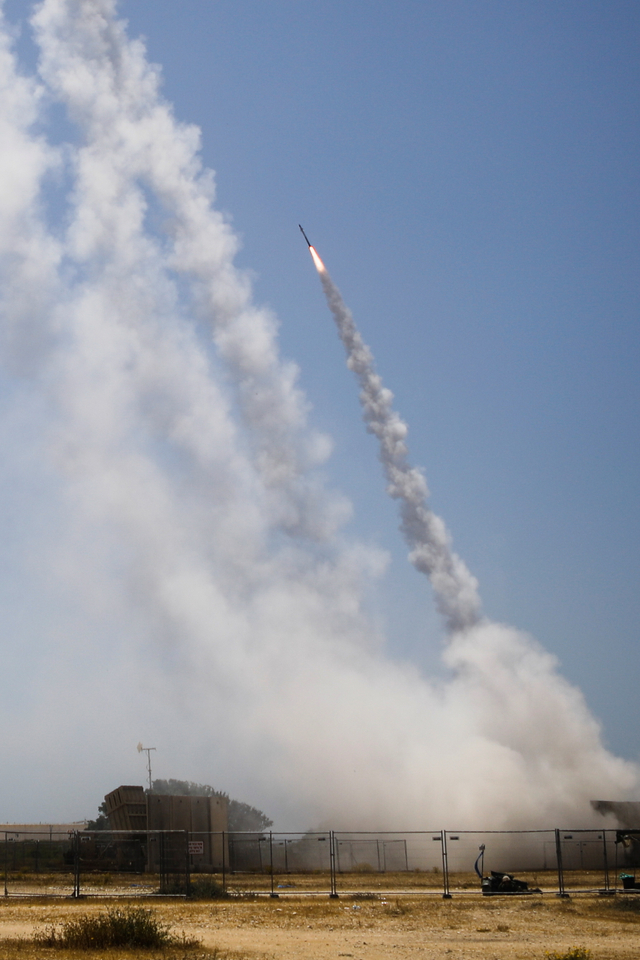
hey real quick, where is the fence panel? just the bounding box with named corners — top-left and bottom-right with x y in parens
top-left (227, 832), bottom-right (334, 895)
top-left (75, 831), bottom-right (151, 895)
top-left (3, 831), bottom-right (75, 896)
top-left (332, 832), bottom-right (445, 896)
top-left (556, 829), bottom-right (618, 894)
top-left (444, 830), bottom-right (556, 896)
top-left (268, 833), bottom-right (331, 895)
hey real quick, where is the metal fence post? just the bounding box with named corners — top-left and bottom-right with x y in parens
top-left (72, 831), bottom-right (81, 898)
top-left (441, 831), bottom-right (451, 898)
top-left (221, 830), bottom-right (226, 893)
top-left (329, 830), bottom-right (339, 898)
top-left (555, 828), bottom-right (568, 897)
top-left (185, 831), bottom-right (191, 897)
top-left (159, 831), bottom-right (167, 894)
top-left (602, 830), bottom-right (610, 892)
top-left (269, 831), bottom-right (279, 897)
top-left (3, 833), bottom-right (7, 897)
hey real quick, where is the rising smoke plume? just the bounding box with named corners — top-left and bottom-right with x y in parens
top-left (313, 251), bottom-right (481, 634)
top-left (0, 0), bottom-right (636, 829)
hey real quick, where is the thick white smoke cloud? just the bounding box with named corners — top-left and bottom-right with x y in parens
top-left (0, 0), bottom-right (636, 829)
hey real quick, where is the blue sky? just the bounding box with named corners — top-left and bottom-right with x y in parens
top-left (1, 0), bottom-right (638, 821)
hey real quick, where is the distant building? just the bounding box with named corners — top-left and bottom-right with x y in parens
top-left (592, 800), bottom-right (640, 867)
top-left (591, 800), bottom-right (640, 828)
top-left (0, 822), bottom-right (87, 841)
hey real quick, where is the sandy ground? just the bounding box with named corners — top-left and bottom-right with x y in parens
top-left (1, 891), bottom-right (640, 959)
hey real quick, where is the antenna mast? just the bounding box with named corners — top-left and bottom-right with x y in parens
top-left (137, 743), bottom-right (156, 791)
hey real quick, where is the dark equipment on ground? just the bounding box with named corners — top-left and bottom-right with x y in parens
top-left (481, 870), bottom-right (540, 895)
top-left (474, 843), bottom-right (541, 896)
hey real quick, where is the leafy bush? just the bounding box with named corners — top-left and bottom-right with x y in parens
top-left (156, 876), bottom-right (228, 899)
top-left (188, 876), bottom-right (229, 899)
top-left (34, 906), bottom-right (198, 949)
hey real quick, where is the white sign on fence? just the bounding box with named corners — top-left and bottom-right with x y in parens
top-left (188, 841), bottom-right (204, 855)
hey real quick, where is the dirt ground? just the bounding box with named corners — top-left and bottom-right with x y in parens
top-left (1, 889), bottom-right (640, 960)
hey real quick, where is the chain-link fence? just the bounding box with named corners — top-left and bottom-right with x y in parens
top-left (2, 826), bottom-right (639, 898)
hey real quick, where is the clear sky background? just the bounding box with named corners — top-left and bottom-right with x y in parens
top-left (1, 0), bottom-right (639, 819)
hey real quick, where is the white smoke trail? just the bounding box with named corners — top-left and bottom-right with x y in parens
top-left (32, 0), bottom-right (341, 541)
top-left (0, 5), bottom-right (61, 372)
top-left (0, 0), bottom-right (636, 829)
top-left (314, 254), bottom-right (481, 634)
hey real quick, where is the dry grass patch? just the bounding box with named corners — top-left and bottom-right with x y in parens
top-left (545, 950), bottom-right (592, 960)
top-left (33, 906), bottom-right (199, 950)
top-left (0, 945), bottom-right (221, 960)
top-left (2, 890), bottom-right (640, 960)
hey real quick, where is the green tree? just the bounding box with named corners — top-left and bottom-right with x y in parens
top-left (87, 800), bottom-right (110, 831)
top-left (227, 799), bottom-right (273, 832)
top-left (150, 778), bottom-right (223, 798)
top-left (150, 779), bottom-right (272, 830)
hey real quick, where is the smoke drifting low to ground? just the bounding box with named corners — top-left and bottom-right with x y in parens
top-left (0, 0), bottom-right (636, 829)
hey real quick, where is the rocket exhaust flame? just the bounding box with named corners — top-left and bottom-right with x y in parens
top-left (307, 242), bottom-right (480, 634)
top-left (310, 247), bottom-right (325, 273)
